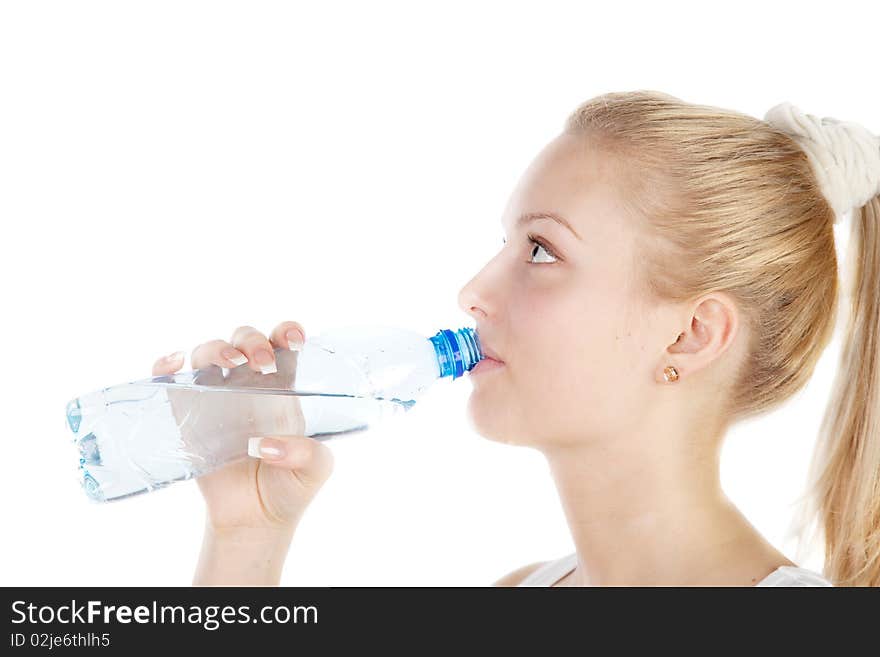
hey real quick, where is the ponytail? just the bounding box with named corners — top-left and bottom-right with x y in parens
top-left (790, 194), bottom-right (880, 586)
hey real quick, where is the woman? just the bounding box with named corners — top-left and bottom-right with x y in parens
top-left (153, 91), bottom-right (879, 586)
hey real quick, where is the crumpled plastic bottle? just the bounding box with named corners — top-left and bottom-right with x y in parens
top-left (64, 325), bottom-right (484, 503)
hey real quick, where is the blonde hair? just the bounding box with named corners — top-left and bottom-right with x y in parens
top-left (563, 90), bottom-right (880, 586)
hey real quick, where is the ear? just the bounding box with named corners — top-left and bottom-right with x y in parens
top-left (658, 293), bottom-right (740, 383)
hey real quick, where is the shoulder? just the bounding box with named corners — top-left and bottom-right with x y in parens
top-left (492, 560), bottom-right (549, 587)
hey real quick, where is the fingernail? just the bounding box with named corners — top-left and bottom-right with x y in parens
top-left (222, 349), bottom-right (248, 366)
top-left (286, 331), bottom-right (304, 351)
top-left (166, 351), bottom-right (184, 362)
top-left (248, 436), bottom-right (285, 460)
top-left (254, 348), bottom-right (277, 374)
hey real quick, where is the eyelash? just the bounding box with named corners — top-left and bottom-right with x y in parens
top-left (501, 233), bottom-right (560, 264)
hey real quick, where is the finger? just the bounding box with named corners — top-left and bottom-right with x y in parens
top-left (269, 321), bottom-right (307, 351)
top-left (230, 325), bottom-right (277, 375)
top-left (151, 351), bottom-right (185, 376)
top-left (190, 339), bottom-right (249, 370)
top-left (246, 435), bottom-right (334, 488)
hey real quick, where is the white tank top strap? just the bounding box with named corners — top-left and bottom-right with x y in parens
top-left (754, 565), bottom-right (834, 586)
top-left (514, 552), bottom-right (833, 586)
top-left (517, 552), bottom-right (578, 587)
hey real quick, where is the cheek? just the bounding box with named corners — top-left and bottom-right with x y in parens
top-left (515, 289), bottom-right (644, 434)
top-left (522, 285), bottom-right (623, 368)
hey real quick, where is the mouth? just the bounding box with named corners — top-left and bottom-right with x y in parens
top-left (473, 329), bottom-right (504, 368)
top-left (476, 342), bottom-right (503, 364)
top-left (470, 357), bottom-right (505, 375)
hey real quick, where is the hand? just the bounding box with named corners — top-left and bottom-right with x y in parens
top-left (151, 321), bottom-right (335, 536)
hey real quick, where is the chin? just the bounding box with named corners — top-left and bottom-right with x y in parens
top-left (464, 393), bottom-right (532, 446)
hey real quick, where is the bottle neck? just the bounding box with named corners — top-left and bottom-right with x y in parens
top-left (429, 328), bottom-right (482, 379)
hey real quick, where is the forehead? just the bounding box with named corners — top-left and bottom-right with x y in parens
top-left (502, 132), bottom-right (629, 238)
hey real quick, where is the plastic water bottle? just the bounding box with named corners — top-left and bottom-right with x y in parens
top-left (64, 325), bottom-right (484, 503)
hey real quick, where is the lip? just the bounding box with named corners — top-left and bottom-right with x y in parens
top-left (476, 339), bottom-right (503, 363)
top-left (471, 357), bottom-right (505, 375)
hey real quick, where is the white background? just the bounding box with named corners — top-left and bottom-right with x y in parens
top-left (1, 1), bottom-right (875, 586)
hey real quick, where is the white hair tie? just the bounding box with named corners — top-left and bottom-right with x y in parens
top-left (764, 102), bottom-right (880, 221)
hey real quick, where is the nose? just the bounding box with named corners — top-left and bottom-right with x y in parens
top-left (458, 244), bottom-right (508, 320)
top-left (458, 263), bottom-right (494, 320)
top-left (457, 279), bottom-right (486, 321)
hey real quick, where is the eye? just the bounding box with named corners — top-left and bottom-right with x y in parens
top-left (525, 233), bottom-right (559, 264)
top-left (501, 234), bottom-right (559, 264)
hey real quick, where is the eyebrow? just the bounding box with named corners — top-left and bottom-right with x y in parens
top-left (511, 211), bottom-right (582, 241)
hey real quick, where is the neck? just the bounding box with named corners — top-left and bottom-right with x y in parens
top-left (542, 425), bottom-right (770, 586)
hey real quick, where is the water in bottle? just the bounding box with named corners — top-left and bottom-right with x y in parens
top-left (65, 325), bottom-right (484, 503)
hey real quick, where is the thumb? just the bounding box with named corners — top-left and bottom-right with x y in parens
top-left (247, 434), bottom-right (334, 488)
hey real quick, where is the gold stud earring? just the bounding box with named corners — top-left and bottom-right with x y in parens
top-left (663, 366), bottom-right (679, 383)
